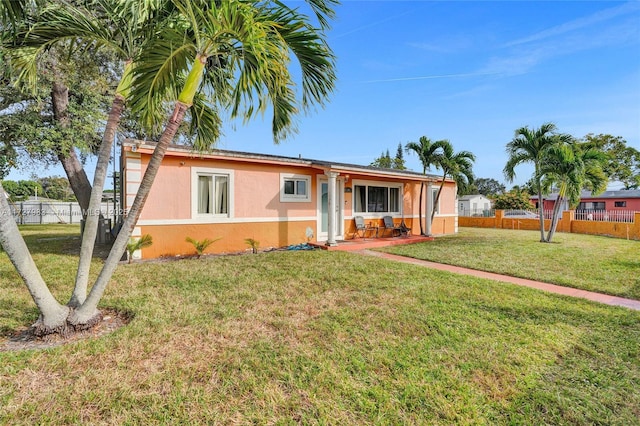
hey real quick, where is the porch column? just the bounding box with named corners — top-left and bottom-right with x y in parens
top-left (425, 181), bottom-right (433, 236)
top-left (325, 171), bottom-right (339, 246)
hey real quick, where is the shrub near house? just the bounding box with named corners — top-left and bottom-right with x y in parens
top-left (494, 191), bottom-right (534, 210)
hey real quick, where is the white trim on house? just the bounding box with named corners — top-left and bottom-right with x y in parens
top-left (137, 216), bottom-right (317, 226)
top-left (125, 152), bottom-right (142, 209)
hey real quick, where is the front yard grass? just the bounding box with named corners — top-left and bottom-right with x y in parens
top-left (381, 227), bottom-right (640, 300)
top-left (1, 225), bottom-right (639, 424)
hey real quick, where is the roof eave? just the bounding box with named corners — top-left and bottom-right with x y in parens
top-left (123, 139), bottom-right (449, 183)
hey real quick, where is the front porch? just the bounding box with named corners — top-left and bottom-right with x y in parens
top-left (310, 234), bottom-right (434, 252)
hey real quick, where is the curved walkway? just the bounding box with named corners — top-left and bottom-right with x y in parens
top-left (359, 250), bottom-right (640, 311)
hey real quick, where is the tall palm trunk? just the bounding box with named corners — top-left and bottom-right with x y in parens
top-left (545, 184), bottom-right (566, 243)
top-left (71, 61), bottom-right (133, 306)
top-left (0, 182), bottom-right (70, 334)
top-left (534, 166), bottom-right (547, 242)
top-left (69, 93), bottom-right (126, 307)
top-left (72, 56), bottom-right (207, 323)
top-left (70, 102), bottom-right (189, 325)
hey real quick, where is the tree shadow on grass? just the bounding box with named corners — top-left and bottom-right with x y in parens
top-left (17, 232), bottom-right (113, 259)
top-left (0, 298), bottom-right (38, 335)
top-left (464, 295), bottom-right (640, 422)
top-left (613, 259), bottom-right (640, 269)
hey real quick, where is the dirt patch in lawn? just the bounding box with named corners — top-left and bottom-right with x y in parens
top-left (0, 308), bottom-right (132, 352)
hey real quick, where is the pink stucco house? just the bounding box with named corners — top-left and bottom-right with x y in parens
top-left (122, 140), bottom-right (458, 259)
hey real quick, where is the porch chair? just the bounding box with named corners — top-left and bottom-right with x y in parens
top-left (382, 216), bottom-right (402, 237)
top-left (352, 216), bottom-right (368, 239)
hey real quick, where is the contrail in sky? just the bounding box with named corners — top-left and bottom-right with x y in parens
top-left (334, 7), bottom-right (420, 39)
top-left (362, 71), bottom-right (502, 84)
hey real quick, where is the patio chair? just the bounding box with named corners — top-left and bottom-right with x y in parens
top-left (352, 216), bottom-right (368, 239)
top-left (382, 216), bottom-right (402, 237)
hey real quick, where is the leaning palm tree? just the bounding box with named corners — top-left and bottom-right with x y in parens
top-left (3, 0), bottom-right (169, 306)
top-left (504, 123), bottom-right (569, 242)
top-left (540, 142), bottom-right (607, 243)
top-left (3, 0), bottom-right (177, 316)
top-left (0, 0), bottom-right (337, 334)
top-left (405, 136), bottom-right (447, 235)
top-left (431, 141), bottom-right (475, 224)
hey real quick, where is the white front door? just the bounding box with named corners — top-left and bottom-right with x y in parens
top-left (318, 177), bottom-right (343, 241)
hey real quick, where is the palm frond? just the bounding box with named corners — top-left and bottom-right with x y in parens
top-left (129, 34), bottom-right (196, 132)
top-left (126, 234), bottom-right (153, 263)
top-left (185, 236), bottom-right (220, 257)
top-left (128, 0), bottom-right (337, 145)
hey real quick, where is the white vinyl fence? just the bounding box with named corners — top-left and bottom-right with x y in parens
top-left (9, 201), bottom-right (120, 225)
top-left (458, 208), bottom-right (495, 217)
top-left (574, 210), bottom-right (637, 223)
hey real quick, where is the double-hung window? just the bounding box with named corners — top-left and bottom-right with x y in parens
top-left (193, 167), bottom-right (233, 218)
top-left (353, 182), bottom-right (401, 214)
top-left (280, 174), bottom-right (311, 202)
top-left (432, 188), bottom-right (440, 215)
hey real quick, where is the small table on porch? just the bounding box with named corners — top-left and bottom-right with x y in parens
top-left (365, 225), bottom-right (379, 238)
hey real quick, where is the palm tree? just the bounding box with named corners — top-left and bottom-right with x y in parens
top-left (405, 136), bottom-right (447, 235)
top-left (7, 0), bottom-right (177, 308)
top-left (431, 141), bottom-right (475, 224)
top-left (0, 0), bottom-right (337, 333)
top-left (126, 234), bottom-right (153, 264)
top-left (504, 123), bottom-right (570, 242)
top-left (540, 142), bottom-right (607, 243)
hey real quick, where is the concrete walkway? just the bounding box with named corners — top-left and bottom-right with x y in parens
top-left (359, 250), bottom-right (640, 311)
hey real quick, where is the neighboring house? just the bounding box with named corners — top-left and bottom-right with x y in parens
top-left (122, 140), bottom-right (459, 259)
top-left (458, 194), bottom-right (492, 216)
top-left (531, 190), bottom-right (640, 212)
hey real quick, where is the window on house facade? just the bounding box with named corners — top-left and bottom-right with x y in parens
top-left (353, 183), bottom-right (401, 214)
top-left (577, 201), bottom-right (606, 210)
top-left (614, 201), bottom-right (626, 207)
top-left (432, 188), bottom-right (440, 215)
top-left (280, 174), bottom-right (311, 202)
top-left (193, 167), bottom-right (233, 218)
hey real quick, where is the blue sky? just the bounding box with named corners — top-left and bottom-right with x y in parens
top-left (8, 0), bottom-right (640, 189)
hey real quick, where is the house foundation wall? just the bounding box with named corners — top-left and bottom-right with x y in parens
top-left (140, 220), bottom-right (316, 258)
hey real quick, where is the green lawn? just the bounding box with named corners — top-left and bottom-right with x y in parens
top-left (1, 225), bottom-right (639, 424)
top-left (382, 227), bottom-right (640, 300)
